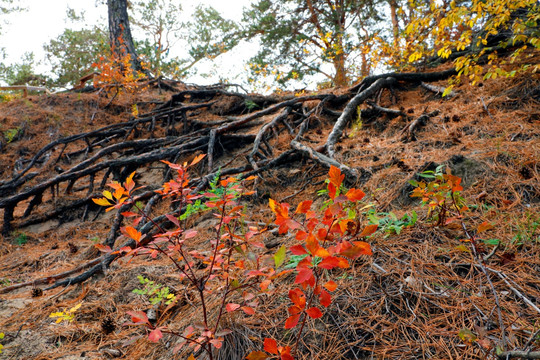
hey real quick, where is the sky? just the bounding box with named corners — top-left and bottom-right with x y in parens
top-left (0, 0), bottom-right (256, 86)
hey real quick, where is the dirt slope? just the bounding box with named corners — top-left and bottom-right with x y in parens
top-left (0, 65), bottom-right (538, 360)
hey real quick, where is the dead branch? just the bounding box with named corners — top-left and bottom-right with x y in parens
top-left (401, 110), bottom-right (440, 141)
top-left (497, 351), bottom-right (540, 359)
top-left (291, 140), bottom-right (363, 182)
top-left (326, 77), bottom-right (397, 158)
top-left (367, 101), bottom-right (407, 117)
top-left (420, 82), bottom-right (457, 98)
top-left (349, 68), bottom-right (457, 93)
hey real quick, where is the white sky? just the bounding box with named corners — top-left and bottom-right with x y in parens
top-left (0, 0), bottom-right (256, 86)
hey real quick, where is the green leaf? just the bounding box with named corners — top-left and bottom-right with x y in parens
top-left (458, 328), bottom-right (477, 343)
top-left (482, 238), bottom-right (500, 246)
top-left (273, 245), bottom-right (287, 268)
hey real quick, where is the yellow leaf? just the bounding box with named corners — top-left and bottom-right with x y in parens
top-left (92, 198), bottom-right (112, 207)
top-left (103, 190), bottom-right (113, 200)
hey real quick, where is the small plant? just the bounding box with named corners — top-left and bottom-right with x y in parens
top-left (409, 165), bottom-right (467, 226)
top-left (4, 127), bottom-right (22, 144)
top-left (94, 155), bottom-right (272, 358)
top-left (92, 34), bottom-right (147, 98)
top-left (133, 275), bottom-right (177, 306)
top-left (179, 170), bottom-right (222, 221)
top-left (367, 210), bottom-right (417, 235)
top-left (11, 231), bottom-right (28, 245)
top-left (245, 99), bottom-right (259, 110)
top-left (0, 332), bottom-right (4, 353)
top-left (253, 166), bottom-right (375, 359)
top-left (49, 303), bottom-right (82, 324)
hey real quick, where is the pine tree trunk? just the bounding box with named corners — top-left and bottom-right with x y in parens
top-left (332, 33), bottom-right (348, 87)
top-left (107, 0), bottom-right (143, 72)
top-left (389, 0), bottom-right (400, 47)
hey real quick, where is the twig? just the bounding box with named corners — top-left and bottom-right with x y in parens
top-left (497, 350), bottom-right (540, 359)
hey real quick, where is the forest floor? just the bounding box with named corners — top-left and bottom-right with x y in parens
top-left (0, 59), bottom-right (539, 360)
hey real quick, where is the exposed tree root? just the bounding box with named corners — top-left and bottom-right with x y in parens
top-left (1, 69), bottom-right (460, 289)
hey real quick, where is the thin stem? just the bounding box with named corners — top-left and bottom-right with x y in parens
top-left (294, 269), bottom-right (321, 355)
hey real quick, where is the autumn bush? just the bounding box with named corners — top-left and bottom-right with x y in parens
top-left (94, 159), bottom-right (379, 359)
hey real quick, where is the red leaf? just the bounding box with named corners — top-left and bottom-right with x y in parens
top-left (294, 267), bottom-right (313, 284)
top-left (290, 245), bottom-right (308, 255)
top-left (318, 256), bottom-right (345, 270)
top-left (264, 338), bottom-right (278, 354)
top-left (148, 328), bottom-right (163, 343)
top-left (319, 289), bottom-right (332, 307)
top-left (94, 244), bottom-right (112, 253)
top-left (184, 229), bottom-right (198, 239)
top-left (226, 303), bottom-right (240, 312)
top-left (359, 224), bottom-right (378, 237)
top-left (165, 214), bottom-right (180, 227)
top-left (295, 200), bottom-right (313, 214)
top-left (306, 307), bottom-right (323, 319)
top-left (126, 311), bottom-right (149, 324)
top-left (281, 352), bottom-right (294, 360)
top-left (284, 314), bottom-right (301, 329)
top-left (288, 288), bottom-right (306, 308)
top-left (328, 182), bottom-right (337, 200)
top-left (345, 188), bottom-right (365, 202)
top-left (241, 306), bottom-right (255, 315)
top-left (288, 305), bottom-right (303, 315)
top-left (209, 339), bottom-right (223, 349)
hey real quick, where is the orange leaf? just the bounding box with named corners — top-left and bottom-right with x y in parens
top-left (246, 351), bottom-right (269, 360)
top-left (359, 224), bottom-right (378, 237)
top-left (328, 165), bottom-right (344, 188)
top-left (339, 241), bottom-right (372, 258)
top-left (123, 226), bottom-right (141, 242)
top-left (125, 171), bottom-right (136, 192)
top-left (241, 306), bottom-right (255, 315)
top-left (477, 221), bottom-right (493, 234)
top-left (190, 153), bottom-right (206, 166)
top-left (324, 280), bottom-right (338, 292)
top-left (345, 188), bottom-right (365, 202)
top-left (328, 182), bottom-right (337, 200)
top-left (264, 338), bottom-right (278, 354)
top-left (306, 307), bottom-right (323, 319)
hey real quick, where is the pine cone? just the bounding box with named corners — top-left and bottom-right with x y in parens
top-left (101, 317), bottom-right (116, 334)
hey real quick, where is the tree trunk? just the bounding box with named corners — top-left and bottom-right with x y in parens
top-left (332, 34), bottom-right (348, 87)
top-left (107, 0), bottom-right (144, 72)
top-left (389, 0), bottom-right (400, 47)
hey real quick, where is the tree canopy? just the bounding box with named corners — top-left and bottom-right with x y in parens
top-left (242, 0), bottom-right (383, 88)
